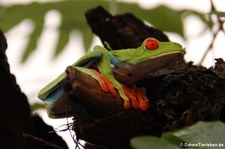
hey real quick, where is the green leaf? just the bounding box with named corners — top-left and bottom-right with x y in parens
top-left (164, 121), bottom-right (225, 145)
top-left (141, 5), bottom-right (184, 36)
top-left (0, 1), bottom-right (209, 62)
top-left (55, 23), bottom-right (72, 56)
top-left (81, 29), bottom-right (94, 52)
top-left (131, 136), bottom-right (179, 149)
top-left (22, 16), bottom-right (45, 62)
top-left (0, 1), bottom-right (109, 61)
top-left (131, 121), bottom-right (225, 149)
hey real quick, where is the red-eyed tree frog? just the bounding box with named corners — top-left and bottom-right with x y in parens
top-left (38, 38), bottom-right (184, 118)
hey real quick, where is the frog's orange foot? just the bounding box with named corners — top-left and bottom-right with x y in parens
top-left (123, 85), bottom-right (149, 111)
top-left (92, 70), bottom-right (118, 97)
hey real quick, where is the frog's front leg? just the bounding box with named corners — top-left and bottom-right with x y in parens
top-left (92, 46), bottom-right (132, 108)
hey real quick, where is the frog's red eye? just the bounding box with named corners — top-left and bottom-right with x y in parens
top-left (145, 38), bottom-right (159, 50)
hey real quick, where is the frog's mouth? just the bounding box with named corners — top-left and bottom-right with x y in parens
top-left (112, 51), bottom-right (184, 85)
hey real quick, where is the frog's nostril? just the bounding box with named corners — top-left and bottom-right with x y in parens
top-left (127, 73), bottom-right (132, 77)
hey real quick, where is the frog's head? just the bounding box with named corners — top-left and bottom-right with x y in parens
top-left (138, 37), bottom-right (185, 61)
top-left (113, 38), bottom-right (185, 85)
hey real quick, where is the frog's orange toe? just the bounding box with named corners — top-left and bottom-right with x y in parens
top-left (123, 86), bottom-right (149, 111)
top-left (139, 99), bottom-right (149, 111)
top-left (92, 70), bottom-right (118, 97)
top-left (123, 85), bottom-right (139, 109)
top-left (124, 100), bottom-right (131, 109)
top-left (136, 88), bottom-right (149, 111)
top-left (107, 83), bottom-right (118, 97)
top-left (98, 80), bottom-right (110, 92)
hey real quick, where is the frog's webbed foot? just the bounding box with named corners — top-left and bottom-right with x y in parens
top-left (123, 85), bottom-right (149, 111)
top-left (92, 70), bottom-right (118, 97)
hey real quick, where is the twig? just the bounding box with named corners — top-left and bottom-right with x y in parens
top-left (23, 133), bottom-right (64, 149)
top-left (199, 0), bottom-right (225, 65)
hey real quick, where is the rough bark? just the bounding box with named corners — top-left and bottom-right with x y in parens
top-left (85, 6), bottom-right (169, 50)
top-left (0, 30), bottom-right (68, 149)
top-left (0, 30), bottom-right (31, 149)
